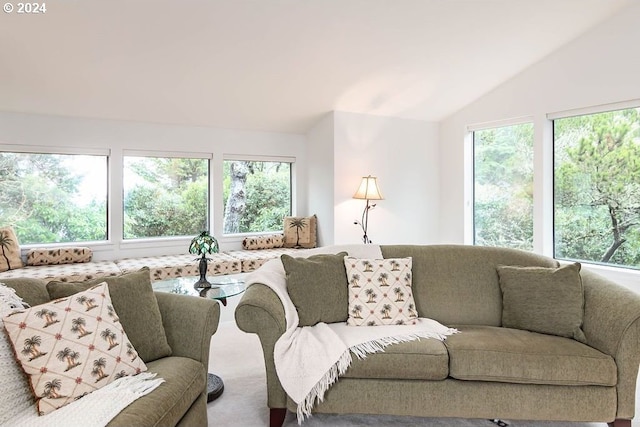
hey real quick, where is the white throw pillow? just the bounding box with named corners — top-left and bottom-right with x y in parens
top-left (344, 257), bottom-right (418, 326)
top-left (0, 283), bottom-right (36, 424)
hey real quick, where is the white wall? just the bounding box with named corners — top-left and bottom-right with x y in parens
top-left (0, 111), bottom-right (306, 261)
top-left (332, 111), bottom-right (440, 245)
top-left (306, 112), bottom-right (336, 247)
top-left (439, 2), bottom-right (640, 288)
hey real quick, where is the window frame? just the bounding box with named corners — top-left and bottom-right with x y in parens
top-left (0, 145), bottom-right (111, 246)
top-left (465, 99), bottom-right (640, 274)
top-left (221, 154), bottom-right (295, 237)
top-left (549, 101), bottom-right (640, 271)
top-left (468, 117), bottom-right (535, 251)
top-left (122, 149), bottom-right (213, 241)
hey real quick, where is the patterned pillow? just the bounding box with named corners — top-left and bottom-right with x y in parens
top-left (344, 257), bottom-right (418, 326)
top-left (26, 247), bottom-right (93, 266)
top-left (242, 234), bottom-right (284, 250)
top-left (0, 283), bottom-right (34, 424)
top-left (283, 215), bottom-right (317, 249)
top-left (0, 226), bottom-right (24, 272)
top-left (2, 282), bottom-right (147, 415)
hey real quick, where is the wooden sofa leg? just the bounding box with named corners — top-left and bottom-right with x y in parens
top-left (270, 408), bottom-right (286, 427)
top-left (608, 420), bottom-right (631, 427)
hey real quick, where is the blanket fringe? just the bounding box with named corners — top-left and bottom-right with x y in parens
top-left (296, 329), bottom-right (457, 424)
top-left (296, 350), bottom-right (352, 424)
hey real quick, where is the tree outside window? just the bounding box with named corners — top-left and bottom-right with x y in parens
top-left (222, 160), bottom-right (291, 234)
top-left (554, 107), bottom-right (640, 269)
top-left (0, 152), bottom-right (107, 244)
top-left (123, 156), bottom-right (208, 239)
top-left (473, 123), bottom-right (534, 251)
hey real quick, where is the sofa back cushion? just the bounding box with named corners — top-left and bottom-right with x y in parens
top-left (380, 245), bottom-right (558, 326)
top-left (46, 267), bottom-right (172, 363)
top-left (0, 277), bottom-right (51, 307)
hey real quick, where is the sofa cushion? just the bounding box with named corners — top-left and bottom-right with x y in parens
top-left (342, 338), bottom-right (449, 380)
top-left (283, 215), bottom-right (317, 248)
top-left (380, 245), bottom-right (559, 326)
top-left (46, 267), bottom-right (172, 363)
top-left (0, 277), bottom-right (51, 307)
top-left (445, 325), bottom-right (616, 386)
top-left (0, 226), bottom-right (24, 272)
top-left (281, 252), bottom-right (349, 326)
top-left (497, 262), bottom-right (587, 343)
top-left (344, 257), bottom-right (418, 326)
top-left (106, 356), bottom-right (205, 427)
top-left (2, 282), bottom-right (147, 415)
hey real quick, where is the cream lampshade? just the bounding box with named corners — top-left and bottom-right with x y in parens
top-left (353, 175), bottom-right (384, 244)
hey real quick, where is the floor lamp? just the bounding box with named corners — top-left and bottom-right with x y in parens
top-left (353, 175), bottom-right (384, 244)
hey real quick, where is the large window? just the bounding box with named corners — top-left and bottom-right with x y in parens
top-left (123, 154), bottom-right (209, 239)
top-left (473, 123), bottom-right (534, 250)
top-left (0, 151), bottom-right (108, 244)
top-left (554, 107), bottom-right (640, 269)
top-left (222, 159), bottom-right (291, 234)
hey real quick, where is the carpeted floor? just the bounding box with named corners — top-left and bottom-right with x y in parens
top-left (206, 321), bottom-right (629, 427)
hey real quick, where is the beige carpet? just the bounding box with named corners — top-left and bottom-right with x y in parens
top-left (206, 321), bottom-right (626, 427)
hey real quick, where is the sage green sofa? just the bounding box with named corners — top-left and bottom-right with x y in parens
top-left (2, 274), bottom-right (220, 427)
top-left (235, 244), bottom-right (640, 427)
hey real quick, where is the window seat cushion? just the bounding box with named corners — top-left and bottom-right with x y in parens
top-left (0, 260), bottom-right (121, 282)
top-left (0, 248), bottom-right (310, 283)
top-left (115, 253), bottom-right (241, 282)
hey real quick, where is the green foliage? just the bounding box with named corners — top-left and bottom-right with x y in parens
top-left (222, 161), bottom-right (291, 233)
top-left (0, 153), bottom-right (107, 244)
top-left (554, 108), bottom-right (640, 268)
top-left (474, 123), bottom-right (534, 250)
top-left (123, 157), bottom-right (208, 239)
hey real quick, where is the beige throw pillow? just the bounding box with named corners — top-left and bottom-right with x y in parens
top-left (283, 215), bottom-right (317, 249)
top-left (0, 226), bottom-right (24, 272)
top-left (3, 282), bottom-right (147, 415)
top-left (344, 257), bottom-right (418, 326)
top-left (497, 262), bottom-right (587, 343)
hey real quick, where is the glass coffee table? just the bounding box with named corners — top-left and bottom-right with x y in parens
top-left (152, 273), bottom-right (247, 402)
top-left (152, 274), bottom-right (246, 306)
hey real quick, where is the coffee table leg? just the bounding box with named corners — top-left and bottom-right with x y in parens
top-left (207, 373), bottom-right (224, 402)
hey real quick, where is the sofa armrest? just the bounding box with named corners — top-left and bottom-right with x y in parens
top-left (155, 292), bottom-right (220, 367)
top-left (234, 283), bottom-right (287, 408)
top-left (581, 269), bottom-right (640, 419)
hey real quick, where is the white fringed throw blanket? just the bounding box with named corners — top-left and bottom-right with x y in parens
top-left (9, 372), bottom-right (164, 427)
top-left (0, 283), bottom-right (164, 427)
top-left (245, 245), bottom-right (458, 424)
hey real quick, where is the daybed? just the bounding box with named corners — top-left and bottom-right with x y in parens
top-left (235, 244), bottom-right (640, 427)
top-left (1, 267), bottom-right (220, 427)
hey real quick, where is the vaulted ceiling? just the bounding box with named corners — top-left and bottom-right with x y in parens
top-left (0, 0), bottom-right (632, 134)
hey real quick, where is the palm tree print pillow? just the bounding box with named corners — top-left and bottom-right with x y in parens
top-left (0, 226), bottom-right (24, 272)
top-left (344, 257), bottom-right (418, 326)
top-left (2, 282), bottom-right (147, 415)
top-left (283, 215), bottom-right (317, 248)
